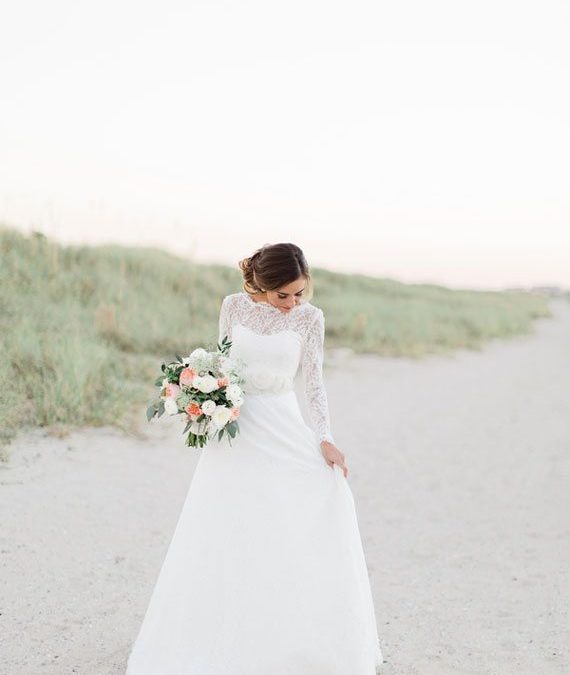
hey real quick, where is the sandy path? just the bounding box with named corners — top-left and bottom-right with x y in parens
top-left (1, 300), bottom-right (568, 675)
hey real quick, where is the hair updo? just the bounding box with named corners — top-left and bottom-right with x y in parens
top-left (238, 242), bottom-right (313, 302)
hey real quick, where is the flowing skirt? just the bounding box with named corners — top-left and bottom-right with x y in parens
top-left (126, 389), bottom-right (383, 674)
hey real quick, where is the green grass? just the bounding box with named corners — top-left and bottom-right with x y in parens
top-left (0, 225), bottom-right (551, 455)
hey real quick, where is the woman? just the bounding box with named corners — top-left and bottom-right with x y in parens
top-left (126, 242), bottom-right (384, 674)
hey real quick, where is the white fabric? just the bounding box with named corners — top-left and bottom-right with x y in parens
top-left (125, 293), bottom-right (383, 674)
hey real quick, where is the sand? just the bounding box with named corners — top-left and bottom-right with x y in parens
top-left (1, 300), bottom-right (568, 675)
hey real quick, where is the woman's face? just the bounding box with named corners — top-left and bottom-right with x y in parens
top-left (266, 277), bottom-right (307, 312)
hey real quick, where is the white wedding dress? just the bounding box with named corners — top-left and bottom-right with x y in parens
top-left (126, 292), bottom-right (383, 674)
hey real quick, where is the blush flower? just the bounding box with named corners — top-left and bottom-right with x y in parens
top-left (164, 383), bottom-right (181, 398)
top-left (180, 367), bottom-right (197, 387)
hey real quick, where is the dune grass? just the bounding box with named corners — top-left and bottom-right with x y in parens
top-left (0, 225), bottom-right (551, 455)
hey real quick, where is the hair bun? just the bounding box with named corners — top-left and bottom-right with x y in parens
top-left (238, 253), bottom-right (263, 293)
top-left (238, 243), bottom-right (311, 299)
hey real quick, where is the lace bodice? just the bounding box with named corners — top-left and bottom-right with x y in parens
top-left (218, 292), bottom-right (335, 444)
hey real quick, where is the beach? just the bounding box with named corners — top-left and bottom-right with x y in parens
top-left (1, 299), bottom-right (568, 675)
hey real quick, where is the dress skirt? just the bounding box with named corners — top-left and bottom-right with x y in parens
top-left (126, 388), bottom-right (383, 674)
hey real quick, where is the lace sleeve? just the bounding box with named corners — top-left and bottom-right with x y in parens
top-left (218, 295), bottom-right (233, 345)
top-left (301, 308), bottom-right (335, 445)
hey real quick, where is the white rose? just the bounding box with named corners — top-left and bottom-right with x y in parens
top-left (189, 347), bottom-right (208, 361)
top-left (193, 375), bottom-right (219, 393)
top-left (211, 405), bottom-right (232, 429)
top-left (164, 397), bottom-right (179, 415)
top-left (225, 384), bottom-right (243, 404)
top-left (201, 399), bottom-right (216, 415)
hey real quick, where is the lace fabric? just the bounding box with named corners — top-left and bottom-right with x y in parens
top-left (218, 292), bottom-right (335, 444)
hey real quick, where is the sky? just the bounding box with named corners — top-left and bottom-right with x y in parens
top-left (0, 0), bottom-right (569, 290)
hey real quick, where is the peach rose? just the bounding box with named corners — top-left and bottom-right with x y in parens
top-left (185, 402), bottom-right (202, 418)
top-left (230, 407), bottom-right (240, 420)
top-left (180, 367), bottom-right (197, 387)
top-left (217, 376), bottom-right (229, 388)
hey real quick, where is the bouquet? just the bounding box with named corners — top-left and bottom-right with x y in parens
top-left (146, 336), bottom-right (245, 448)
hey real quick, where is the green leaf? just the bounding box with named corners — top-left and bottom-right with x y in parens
top-left (146, 403), bottom-right (156, 421)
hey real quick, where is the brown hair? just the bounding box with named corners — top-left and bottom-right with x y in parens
top-left (238, 243), bottom-right (313, 302)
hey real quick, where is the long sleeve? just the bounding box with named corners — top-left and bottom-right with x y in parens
top-left (218, 295), bottom-right (233, 345)
top-left (301, 308), bottom-right (335, 445)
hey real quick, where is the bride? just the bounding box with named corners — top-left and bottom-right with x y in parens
top-left (125, 242), bottom-right (383, 674)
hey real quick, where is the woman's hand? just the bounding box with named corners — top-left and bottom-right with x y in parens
top-left (320, 440), bottom-right (348, 477)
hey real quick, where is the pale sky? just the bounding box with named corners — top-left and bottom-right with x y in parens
top-left (1, 0), bottom-right (569, 289)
